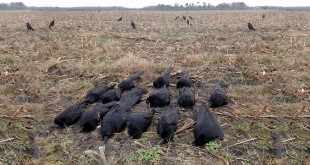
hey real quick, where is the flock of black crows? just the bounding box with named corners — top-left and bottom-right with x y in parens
top-left (54, 68), bottom-right (228, 146)
top-left (26, 19), bottom-right (55, 31)
top-left (26, 16), bottom-right (258, 32)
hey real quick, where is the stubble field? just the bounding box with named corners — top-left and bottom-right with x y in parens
top-left (0, 10), bottom-right (309, 164)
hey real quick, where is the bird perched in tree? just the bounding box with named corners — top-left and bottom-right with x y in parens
top-left (193, 104), bottom-right (224, 146)
top-left (146, 87), bottom-right (170, 108)
top-left (208, 83), bottom-right (228, 108)
top-left (117, 17), bottom-right (123, 21)
top-left (118, 71), bottom-right (144, 92)
top-left (157, 106), bottom-right (180, 143)
top-left (175, 16), bottom-right (180, 20)
top-left (188, 16), bottom-right (193, 20)
top-left (153, 68), bottom-right (172, 88)
top-left (262, 14), bottom-right (266, 19)
top-left (130, 21), bottom-right (136, 29)
top-left (54, 102), bottom-right (88, 128)
top-left (49, 20), bottom-right (55, 30)
top-left (176, 72), bottom-right (192, 89)
top-left (248, 22), bottom-right (255, 31)
top-left (182, 16), bottom-right (187, 20)
top-left (177, 87), bottom-right (195, 108)
top-left (127, 112), bottom-right (153, 139)
top-left (26, 22), bottom-right (34, 31)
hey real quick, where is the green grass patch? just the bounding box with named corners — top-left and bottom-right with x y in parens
top-left (206, 141), bottom-right (222, 153)
top-left (128, 147), bottom-right (161, 162)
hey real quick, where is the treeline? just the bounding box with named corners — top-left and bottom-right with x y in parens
top-left (1, 2), bottom-right (310, 11)
top-left (144, 2), bottom-right (249, 10)
top-left (0, 2), bottom-right (26, 10)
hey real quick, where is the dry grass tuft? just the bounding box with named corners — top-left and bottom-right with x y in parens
top-left (111, 53), bottom-right (158, 81)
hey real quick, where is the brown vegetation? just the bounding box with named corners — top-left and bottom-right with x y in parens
top-left (0, 10), bottom-right (309, 164)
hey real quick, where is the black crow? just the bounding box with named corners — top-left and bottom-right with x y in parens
top-left (177, 87), bottom-right (195, 108)
top-left (118, 71), bottom-right (144, 92)
top-left (186, 19), bottom-right (191, 26)
top-left (157, 106), bottom-right (180, 143)
top-left (248, 22), bottom-right (255, 31)
top-left (127, 112), bottom-right (153, 139)
top-left (84, 85), bottom-right (115, 104)
top-left (26, 22), bottom-right (34, 31)
top-left (131, 21), bottom-right (136, 29)
top-left (146, 87), bottom-right (170, 108)
top-left (79, 103), bottom-right (110, 133)
top-left (49, 20), bottom-right (55, 30)
top-left (100, 104), bottom-right (128, 143)
top-left (188, 16), bottom-right (193, 20)
top-left (182, 16), bottom-right (187, 20)
top-left (208, 83), bottom-right (228, 108)
top-left (153, 68), bottom-right (172, 88)
top-left (176, 72), bottom-right (192, 89)
top-left (54, 102), bottom-right (87, 128)
top-left (117, 17), bottom-right (123, 21)
top-left (193, 104), bottom-right (224, 146)
top-left (99, 88), bottom-right (121, 104)
top-left (175, 16), bottom-right (180, 20)
top-left (262, 14), bottom-right (266, 19)
top-left (120, 87), bottom-right (147, 108)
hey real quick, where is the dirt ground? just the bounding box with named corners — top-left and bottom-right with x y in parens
top-left (0, 10), bottom-right (309, 164)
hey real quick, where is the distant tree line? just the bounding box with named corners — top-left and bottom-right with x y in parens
top-left (0, 1), bottom-right (309, 11)
top-left (0, 2), bottom-right (26, 10)
top-left (143, 2), bottom-right (249, 10)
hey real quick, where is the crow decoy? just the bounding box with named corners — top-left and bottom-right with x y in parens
top-left (127, 112), bottom-right (153, 139)
top-left (176, 72), bottom-right (192, 89)
top-left (177, 87), bottom-right (195, 108)
top-left (153, 68), bottom-right (172, 88)
top-left (100, 104), bottom-right (128, 143)
top-left (79, 103), bottom-right (111, 132)
top-left (208, 83), bottom-right (228, 108)
top-left (54, 102), bottom-right (87, 128)
top-left (193, 104), bottom-right (224, 146)
top-left (146, 87), bottom-right (170, 108)
top-left (157, 106), bottom-right (180, 143)
top-left (118, 71), bottom-right (144, 92)
top-left (84, 85), bottom-right (115, 104)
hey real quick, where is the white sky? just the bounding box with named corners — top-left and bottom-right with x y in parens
top-left (1, 0), bottom-right (309, 8)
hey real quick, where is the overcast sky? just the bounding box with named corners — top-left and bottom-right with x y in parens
top-left (1, 0), bottom-right (309, 8)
